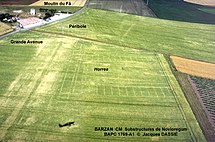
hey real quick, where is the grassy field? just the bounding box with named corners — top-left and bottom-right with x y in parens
top-left (88, 0), bottom-right (156, 17)
top-left (145, 0), bottom-right (215, 24)
top-left (0, 28), bottom-right (206, 141)
top-left (0, 7), bottom-right (213, 141)
top-left (36, 8), bottom-right (215, 63)
top-left (0, 22), bottom-right (13, 36)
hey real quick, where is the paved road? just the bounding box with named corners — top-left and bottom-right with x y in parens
top-left (0, 0), bottom-right (89, 39)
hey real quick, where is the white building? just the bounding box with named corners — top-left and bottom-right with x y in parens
top-left (30, 8), bottom-right (36, 15)
top-left (13, 10), bottom-right (23, 14)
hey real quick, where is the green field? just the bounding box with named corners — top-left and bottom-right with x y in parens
top-left (0, 33), bottom-right (205, 141)
top-left (36, 8), bottom-right (215, 63)
top-left (144, 0), bottom-right (215, 25)
top-left (0, 8), bottom-right (212, 141)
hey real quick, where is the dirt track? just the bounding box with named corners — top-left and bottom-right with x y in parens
top-left (171, 56), bottom-right (215, 80)
top-left (185, 0), bottom-right (215, 6)
top-left (88, 0), bottom-right (156, 17)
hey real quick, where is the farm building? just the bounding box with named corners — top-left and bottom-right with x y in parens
top-left (30, 8), bottom-right (36, 15)
top-left (13, 10), bottom-right (23, 14)
top-left (17, 17), bottom-right (42, 29)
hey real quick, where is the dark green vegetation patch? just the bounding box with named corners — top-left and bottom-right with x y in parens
top-left (145, 0), bottom-right (215, 24)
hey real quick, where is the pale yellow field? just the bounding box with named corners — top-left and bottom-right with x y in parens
top-left (30, 0), bottom-right (87, 7)
top-left (185, 0), bottom-right (215, 6)
top-left (0, 22), bottom-right (13, 36)
top-left (171, 56), bottom-right (215, 80)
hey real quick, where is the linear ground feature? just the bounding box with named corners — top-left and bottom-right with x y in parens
top-left (0, 29), bottom-right (206, 141)
top-left (36, 8), bottom-right (215, 63)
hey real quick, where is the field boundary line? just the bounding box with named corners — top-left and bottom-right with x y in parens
top-left (30, 29), bottom-right (155, 54)
top-left (156, 54), bottom-right (197, 142)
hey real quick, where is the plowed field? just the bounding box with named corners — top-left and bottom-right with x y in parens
top-left (171, 56), bottom-right (215, 80)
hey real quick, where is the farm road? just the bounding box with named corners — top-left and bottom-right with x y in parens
top-left (0, 0), bottom-right (90, 39)
top-left (89, 0), bottom-right (156, 17)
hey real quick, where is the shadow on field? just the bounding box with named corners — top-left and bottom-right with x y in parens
top-left (145, 0), bottom-right (215, 24)
top-left (59, 121), bottom-right (75, 128)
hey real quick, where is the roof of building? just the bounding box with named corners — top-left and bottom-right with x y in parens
top-left (17, 17), bottom-right (42, 27)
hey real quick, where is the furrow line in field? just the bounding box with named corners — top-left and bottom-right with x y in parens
top-left (156, 54), bottom-right (196, 142)
top-left (0, 39), bottom-right (62, 140)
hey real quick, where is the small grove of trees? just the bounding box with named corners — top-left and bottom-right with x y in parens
top-left (0, 13), bottom-right (16, 23)
top-left (0, 13), bottom-right (11, 21)
top-left (39, 8), bottom-right (72, 20)
top-left (39, 8), bottom-right (57, 20)
top-left (39, 8), bottom-right (57, 15)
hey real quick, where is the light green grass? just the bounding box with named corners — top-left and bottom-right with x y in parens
top-left (36, 8), bottom-right (215, 63)
top-left (0, 29), bottom-right (205, 141)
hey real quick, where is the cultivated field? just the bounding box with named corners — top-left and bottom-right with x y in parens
top-left (171, 56), bottom-right (215, 80)
top-left (146, 0), bottom-right (215, 24)
top-left (185, 0), bottom-right (215, 7)
top-left (0, 29), bottom-right (205, 141)
top-left (0, 0), bottom-right (87, 7)
top-left (0, 22), bottom-right (13, 36)
top-left (36, 8), bottom-right (215, 63)
top-left (30, 0), bottom-right (87, 7)
top-left (189, 76), bottom-right (215, 130)
top-left (88, 0), bottom-right (156, 17)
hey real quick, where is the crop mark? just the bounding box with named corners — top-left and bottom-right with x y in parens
top-left (0, 37), bottom-right (66, 140)
top-left (69, 43), bottom-right (85, 99)
top-left (157, 54), bottom-right (196, 142)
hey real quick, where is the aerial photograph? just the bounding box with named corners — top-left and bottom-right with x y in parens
top-left (0, 0), bottom-right (214, 141)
